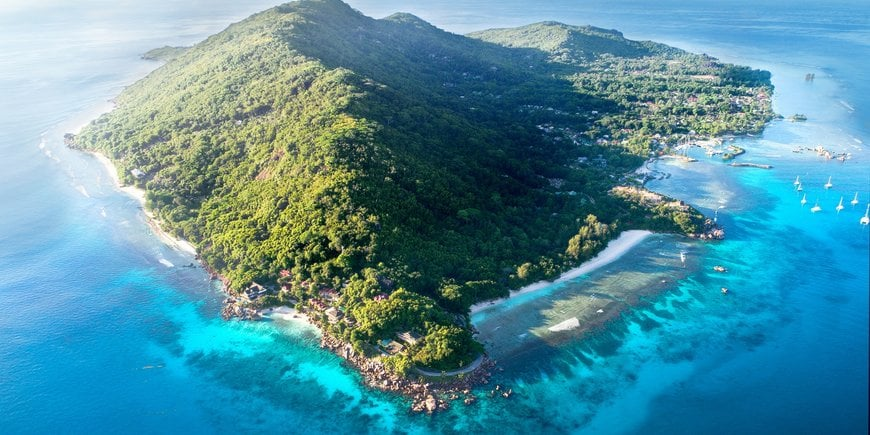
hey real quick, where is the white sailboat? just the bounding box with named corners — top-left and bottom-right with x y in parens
top-left (680, 251), bottom-right (686, 266)
top-left (793, 175), bottom-right (800, 186)
top-left (797, 182), bottom-right (803, 192)
top-left (800, 193), bottom-right (807, 206)
top-left (824, 176), bottom-right (833, 189)
top-left (851, 192), bottom-right (859, 206)
top-left (836, 196), bottom-right (844, 213)
top-left (861, 204), bottom-right (870, 225)
top-left (811, 200), bottom-right (822, 213)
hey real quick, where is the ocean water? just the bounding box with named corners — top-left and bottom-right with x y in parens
top-left (1, 1), bottom-right (867, 433)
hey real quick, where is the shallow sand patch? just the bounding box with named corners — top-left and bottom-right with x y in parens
top-left (548, 317), bottom-right (581, 332)
top-left (470, 230), bottom-right (653, 315)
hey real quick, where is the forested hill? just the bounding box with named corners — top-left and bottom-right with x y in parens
top-left (468, 22), bottom-right (682, 62)
top-left (74, 0), bottom-right (772, 370)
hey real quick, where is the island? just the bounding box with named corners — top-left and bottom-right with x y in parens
top-left (67, 0), bottom-right (773, 412)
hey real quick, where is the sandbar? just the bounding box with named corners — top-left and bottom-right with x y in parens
top-left (470, 229), bottom-right (652, 314)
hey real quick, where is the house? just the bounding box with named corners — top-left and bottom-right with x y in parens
top-left (319, 288), bottom-right (339, 302)
top-left (241, 282), bottom-right (270, 301)
top-left (130, 168), bottom-right (145, 179)
top-left (396, 331), bottom-right (422, 346)
top-left (309, 298), bottom-right (328, 310)
top-left (379, 339), bottom-right (404, 355)
top-left (373, 293), bottom-right (388, 302)
top-left (324, 307), bottom-right (343, 324)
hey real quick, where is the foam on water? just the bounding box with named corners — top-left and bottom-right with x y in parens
top-left (158, 258), bottom-right (174, 267)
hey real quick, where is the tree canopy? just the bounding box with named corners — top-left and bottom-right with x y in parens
top-left (73, 0), bottom-right (773, 371)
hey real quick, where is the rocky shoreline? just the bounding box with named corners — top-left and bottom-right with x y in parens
top-left (318, 333), bottom-right (504, 413)
top-left (689, 218), bottom-right (726, 240)
top-left (219, 293), bottom-right (508, 413)
top-left (220, 297), bottom-right (261, 320)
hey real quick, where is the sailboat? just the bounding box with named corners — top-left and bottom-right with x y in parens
top-left (811, 200), bottom-right (822, 213)
top-left (793, 175), bottom-right (801, 186)
top-left (861, 204), bottom-right (870, 225)
top-left (680, 251), bottom-right (686, 266)
top-left (836, 196), bottom-right (844, 213)
top-left (824, 176), bottom-right (833, 189)
top-left (797, 182), bottom-right (803, 192)
top-left (851, 192), bottom-right (859, 206)
top-left (800, 193), bottom-right (807, 206)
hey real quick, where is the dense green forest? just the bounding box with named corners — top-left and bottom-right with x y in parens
top-left (141, 45), bottom-right (190, 62)
top-left (73, 0), bottom-right (772, 371)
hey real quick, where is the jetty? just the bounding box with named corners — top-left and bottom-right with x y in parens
top-left (721, 145), bottom-right (746, 161)
top-left (729, 162), bottom-right (773, 169)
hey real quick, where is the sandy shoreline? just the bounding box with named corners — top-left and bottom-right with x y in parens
top-left (470, 229), bottom-right (652, 315)
top-left (88, 151), bottom-right (198, 256)
top-left (259, 306), bottom-right (315, 326)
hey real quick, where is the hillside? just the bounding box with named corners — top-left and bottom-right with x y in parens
top-left (469, 22), bottom-right (682, 62)
top-left (73, 0), bottom-right (772, 371)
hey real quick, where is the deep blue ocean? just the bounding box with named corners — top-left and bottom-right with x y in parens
top-left (1, 1), bottom-right (867, 433)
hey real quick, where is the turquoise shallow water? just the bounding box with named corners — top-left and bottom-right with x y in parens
top-left (1, 1), bottom-right (867, 433)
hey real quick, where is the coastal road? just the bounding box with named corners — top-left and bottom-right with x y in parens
top-left (414, 354), bottom-right (485, 377)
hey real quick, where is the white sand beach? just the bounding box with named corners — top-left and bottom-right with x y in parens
top-left (259, 306), bottom-right (315, 329)
top-left (547, 317), bottom-right (581, 332)
top-left (470, 229), bottom-right (652, 314)
top-left (89, 151), bottom-right (198, 256)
